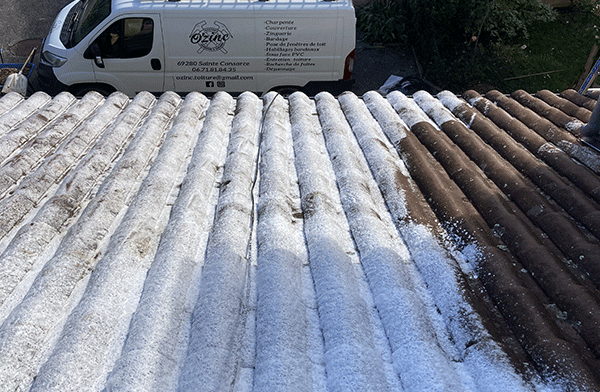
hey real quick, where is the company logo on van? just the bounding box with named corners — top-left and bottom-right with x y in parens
top-left (190, 21), bottom-right (233, 54)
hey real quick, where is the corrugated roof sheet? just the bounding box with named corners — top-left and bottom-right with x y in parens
top-left (0, 88), bottom-right (599, 391)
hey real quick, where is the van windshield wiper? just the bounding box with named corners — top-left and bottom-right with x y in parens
top-left (67, 1), bottom-right (85, 46)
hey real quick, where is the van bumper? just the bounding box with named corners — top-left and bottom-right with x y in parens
top-left (303, 79), bottom-right (355, 97)
top-left (29, 62), bottom-right (69, 96)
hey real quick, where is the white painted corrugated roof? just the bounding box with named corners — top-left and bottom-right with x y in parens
top-left (0, 88), bottom-right (599, 391)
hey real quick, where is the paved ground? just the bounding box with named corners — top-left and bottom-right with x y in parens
top-left (0, 0), bottom-right (71, 61)
top-left (0, 0), bottom-right (418, 95)
top-left (352, 41), bottom-right (418, 95)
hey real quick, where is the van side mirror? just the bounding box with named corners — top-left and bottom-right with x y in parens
top-left (84, 43), bottom-right (105, 68)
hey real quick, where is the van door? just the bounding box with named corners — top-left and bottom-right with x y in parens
top-left (85, 14), bottom-right (165, 96)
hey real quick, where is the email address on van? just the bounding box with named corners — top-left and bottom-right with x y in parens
top-left (175, 75), bottom-right (255, 81)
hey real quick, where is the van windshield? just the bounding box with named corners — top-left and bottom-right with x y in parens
top-left (63, 0), bottom-right (112, 48)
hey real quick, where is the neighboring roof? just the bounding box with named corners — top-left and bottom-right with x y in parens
top-left (0, 87), bottom-right (599, 391)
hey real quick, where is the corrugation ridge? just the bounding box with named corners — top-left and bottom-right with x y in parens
top-left (177, 92), bottom-right (262, 392)
top-left (0, 92), bottom-right (92, 181)
top-left (0, 92), bottom-right (51, 139)
top-left (485, 90), bottom-right (600, 175)
top-left (253, 92), bottom-right (313, 392)
top-left (29, 92), bottom-right (205, 392)
top-left (0, 91), bottom-right (25, 117)
top-left (289, 91), bottom-right (392, 392)
top-left (462, 90), bottom-right (600, 206)
top-left (405, 104), bottom-right (600, 361)
top-left (435, 90), bottom-right (600, 286)
top-left (0, 91), bottom-right (155, 309)
top-left (0, 92), bottom-right (76, 166)
top-left (560, 89), bottom-right (596, 111)
top-left (384, 91), bottom-right (600, 390)
top-left (0, 92), bottom-right (178, 392)
top-left (0, 92), bottom-right (125, 241)
top-left (536, 89), bottom-right (592, 123)
top-left (103, 91), bottom-right (233, 392)
top-left (352, 91), bottom-right (537, 390)
top-left (319, 91), bottom-right (468, 391)
top-left (0, 92), bottom-right (105, 200)
top-left (511, 90), bottom-right (585, 133)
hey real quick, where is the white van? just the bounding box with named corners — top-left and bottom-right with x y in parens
top-left (31, 0), bottom-right (356, 97)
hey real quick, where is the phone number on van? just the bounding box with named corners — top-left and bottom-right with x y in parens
top-left (190, 67), bottom-right (237, 72)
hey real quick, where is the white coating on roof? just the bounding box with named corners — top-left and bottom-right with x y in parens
top-left (386, 90), bottom-right (438, 129)
top-left (413, 90), bottom-right (457, 126)
top-left (438, 90), bottom-right (468, 113)
top-left (0, 88), bottom-right (599, 391)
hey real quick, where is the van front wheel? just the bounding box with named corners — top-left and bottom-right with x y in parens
top-left (69, 84), bottom-right (116, 98)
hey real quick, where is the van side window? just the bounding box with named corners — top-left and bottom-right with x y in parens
top-left (94, 18), bottom-right (154, 59)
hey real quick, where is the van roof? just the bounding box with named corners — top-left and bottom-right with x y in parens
top-left (113, 0), bottom-right (353, 13)
top-left (136, 0), bottom-right (348, 2)
top-left (121, 0), bottom-right (351, 6)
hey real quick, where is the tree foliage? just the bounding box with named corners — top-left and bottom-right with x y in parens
top-left (405, 0), bottom-right (557, 46)
top-left (355, 0), bottom-right (577, 92)
top-left (356, 0), bottom-right (407, 44)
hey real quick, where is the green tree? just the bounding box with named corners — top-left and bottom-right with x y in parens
top-left (407, 0), bottom-right (556, 48)
top-left (401, 0), bottom-right (559, 92)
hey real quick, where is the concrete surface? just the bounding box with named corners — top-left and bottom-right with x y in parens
top-left (0, 0), bottom-right (72, 61)
top-left (353, 41), bottom-right (418, 95)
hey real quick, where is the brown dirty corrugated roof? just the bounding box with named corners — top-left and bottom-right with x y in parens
top-left (0, 88), bottom-right (599, 391)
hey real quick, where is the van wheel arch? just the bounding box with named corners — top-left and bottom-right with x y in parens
top-left (69, 83), bottom-right (116, 98)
